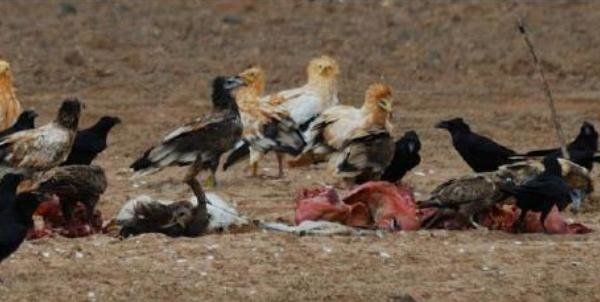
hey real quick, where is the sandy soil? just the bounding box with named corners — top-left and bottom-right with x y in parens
top-left (1, 1), bottom-right (600, 301)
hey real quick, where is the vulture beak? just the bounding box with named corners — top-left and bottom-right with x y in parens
top-left (377, 99), bottom-right (393, 112)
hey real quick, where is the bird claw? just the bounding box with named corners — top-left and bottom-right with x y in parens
top-left (203, 175), bottom-right (217, 188)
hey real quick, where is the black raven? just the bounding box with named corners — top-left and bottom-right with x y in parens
top-left (522, 122), bottom-right (599, 171)
top-left (381, 130), bottom-right (421, 183)
top-left (436, 118), bottom-right (516, 172)
top-left (0, 174), bottom-right (45, 263)
top-left (62, 116), bottom-right (121, 166)
top-left (500, 157), bottom-right (573, 232)
top-left (0, 110), bottom-right (37, 139)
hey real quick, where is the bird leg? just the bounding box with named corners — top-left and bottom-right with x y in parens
top-left (84, 198), bottom-right (97, 227)
top-left (60, 199), bottom-right (75, 227)
top-left (203, 173), bottom-right (217, 188)
top-left (539, 209), bottom-right (550, 233)
top-left (276, 153), bottom-right (285, 178)
top-left (249, 149), bottom-right (262, 177)
top-left (423, 208), bottom-right (455, 229)
top-left (514, 209), bottom-right (528, 233)
top-left (203, 160), bottom-right (218, 188)
top-left (251, 162), bottom-right (258, 177)
top-left (184, 159), bottom-right (209, 235)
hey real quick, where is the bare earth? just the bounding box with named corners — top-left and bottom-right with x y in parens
top-left (1, 1), bottom-right (600, 301)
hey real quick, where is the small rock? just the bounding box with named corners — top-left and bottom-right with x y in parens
top-left (222, 15), bottom-right (242, 25)
top-left (379, 251), bottom-right (391, 258)
top-left (64, 49), bottom-right (85, 66)
top-left (59, 3), bottom-right (77, 16)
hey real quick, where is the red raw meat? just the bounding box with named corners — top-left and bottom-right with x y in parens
top-left (295, 181), bottom-right (591, 234)
top-left (295, 182), bottom-right (420, 231)
top-left (29, 196), bottom-right (103, 239)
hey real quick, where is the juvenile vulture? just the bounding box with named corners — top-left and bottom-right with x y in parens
top-left (34, 165), bottom-right (107, 228)
top-left (130, 76), bottom-right (246, 234)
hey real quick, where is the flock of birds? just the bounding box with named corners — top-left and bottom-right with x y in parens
top-left (0, 55), bottom-right (599, 266)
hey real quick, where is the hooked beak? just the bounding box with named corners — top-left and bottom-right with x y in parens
top-left (233, 75), bottom-right (247, 87)
top-left (321, 65), bottom-right (333, 76)
top-left (378, 99), bottom-right (393, 112)
top-left (435, 121), bottom-right (449, 129)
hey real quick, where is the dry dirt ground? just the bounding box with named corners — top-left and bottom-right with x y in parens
top-left (1, 1), bottom-right (600, 301)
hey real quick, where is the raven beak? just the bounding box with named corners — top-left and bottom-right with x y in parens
top-left (569, 189), bottom-right (585, 214)
top-left (435, 121), bottom-right (449, 129)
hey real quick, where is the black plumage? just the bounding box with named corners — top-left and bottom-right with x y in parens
top-left (0, 174), bottom-right (45, 263)
top-left (381, 130), bottom-right (421, 183)
top-left (0, 110), bottom-right (37, 139)
top-left (35, 165), bottom-right (107, 226)
top-left (436, 118), bottom-right (516, 172)
top-left (500, 157), bottom-right (573, 232)
top-left (523, 121), bottom-right (598, 171)
top-left (62, 116), bottom-right (121, 166)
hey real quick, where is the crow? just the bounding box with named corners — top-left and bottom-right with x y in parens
top-left (0, 110), bottom-right (37, 139)
top-left (381, 130), bottom-right (421, 183)
top-left (521, 122), bottom-right (599, 171)
top-left (436, 118), bottom-right (517, 172)
top-left (62, 115), bottom-right (121, 166)
top-left (500, 157), bottom-right (574, 232)
top-left (0, 174), bottom-right (46, 263)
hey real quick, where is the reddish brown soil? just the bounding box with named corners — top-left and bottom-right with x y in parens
top-left (1, 1), bottom-right (600, 301)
